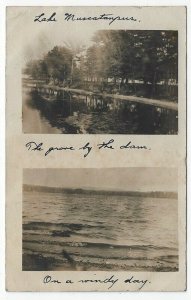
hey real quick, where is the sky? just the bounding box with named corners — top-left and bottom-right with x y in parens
top-left (7, 7), bottom-right (98, 65)
top-left (23, 168), bottom-right (178, 192)
top-left (7, 7), bottom-right (99, 67)
top-left (22, 24), bottom-right (96, 64)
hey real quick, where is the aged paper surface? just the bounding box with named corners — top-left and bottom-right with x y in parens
top-left (6, 6), bottom-right (186, 291)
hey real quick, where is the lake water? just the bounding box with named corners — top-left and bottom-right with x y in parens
top-left (23, 190), bottom-right (178, 271)
top-left (22, 88), bottom-right (178, 134)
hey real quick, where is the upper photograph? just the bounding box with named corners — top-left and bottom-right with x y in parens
top-left (22, 30), bottom-right (178, 134)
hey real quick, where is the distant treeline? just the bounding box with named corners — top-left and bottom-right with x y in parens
top-left (23, 184), bottom-right (177, 199)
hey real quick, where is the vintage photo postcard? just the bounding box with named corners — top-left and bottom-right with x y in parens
top-left (6, 6), bottom-right (186, 292)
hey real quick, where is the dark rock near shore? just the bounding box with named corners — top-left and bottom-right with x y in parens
top-left (51, 230), bottom-right (72, 237)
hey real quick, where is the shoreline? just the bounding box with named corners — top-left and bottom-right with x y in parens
top-left (23, 184), bottom-right (178, 199)
top-left (22, 252), bottom-right (179, 272)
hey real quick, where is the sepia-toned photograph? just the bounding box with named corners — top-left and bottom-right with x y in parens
top-left (22, 30), bottom-right (178, 134)
top-left (6, 5), bottom-right (187, 293)
top-left (23, 168), bottom-right (178, 272)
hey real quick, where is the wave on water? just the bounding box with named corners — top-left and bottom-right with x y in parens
top-left (22, 191), bottom-right (178, 271)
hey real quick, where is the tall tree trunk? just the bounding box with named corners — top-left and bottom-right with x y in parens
top-left (151, 71), bottom-right (157, 97)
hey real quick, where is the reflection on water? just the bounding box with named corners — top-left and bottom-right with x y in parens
top-left (22, 88), bottom-right (178, 134)
top-left (23, 191), bottom-right (178, 271)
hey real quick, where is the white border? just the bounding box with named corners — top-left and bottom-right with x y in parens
top-left (1, 0), bottom-right (190, 299)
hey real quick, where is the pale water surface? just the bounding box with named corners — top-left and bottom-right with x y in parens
top-left (23, 190), bottom-right (178, 271)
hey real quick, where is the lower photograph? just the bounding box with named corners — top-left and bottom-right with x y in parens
top-left (22, 168), bottom-right (178, 272)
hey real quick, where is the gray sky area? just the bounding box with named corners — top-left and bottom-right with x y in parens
top-left (8, 7), bottom-right (98, 65)
top-left (23, 168), bottom-right (177, 192)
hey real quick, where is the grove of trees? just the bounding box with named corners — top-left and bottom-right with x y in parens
top-left (24, 30), bottom-right (178, 99)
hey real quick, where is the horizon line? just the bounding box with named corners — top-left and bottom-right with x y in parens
top-left (23, 183), bottom-right (177, 194)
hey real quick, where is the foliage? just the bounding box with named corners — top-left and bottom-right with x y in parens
top-left (24, 31), bottom-right (178, 98)
top-left (86, 30), bottom-right (178, 85)
top-left (25, 46), bottom-right (73, 82)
